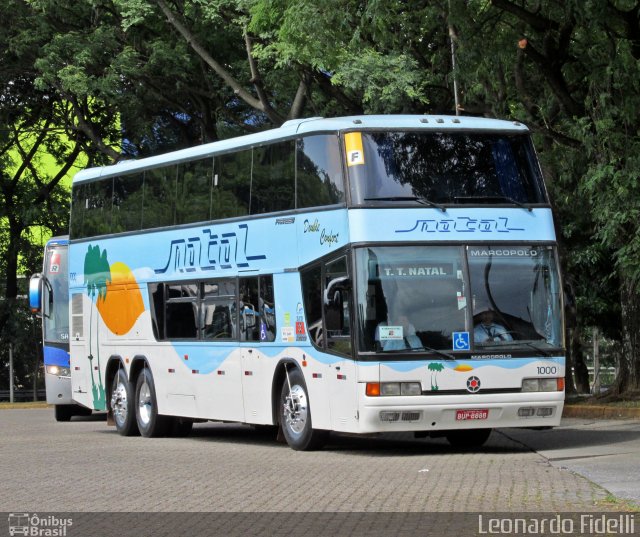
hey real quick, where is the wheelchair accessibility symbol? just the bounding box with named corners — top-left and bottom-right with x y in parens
top-left (452, 332), bottom-right (470, 351)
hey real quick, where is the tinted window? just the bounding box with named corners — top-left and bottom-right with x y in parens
top-left (143, 167), bottom-right (176, 229)
top-left (112, 173), bottom-right (143, 233)
top-left (69, 183), bottom-right (87, 239)
top-left (301, 266), bottom-right (323, 347)
top-left (324, 256), bottom-right (352, 356)
top-left (468, 246), bottom-right (562, 348)
top-left (202, 279), bottom-right (237, 340)
top-left (177, 159), bottom-right (212, 224)
top-left (354, 246), bottom-right (467, 352)
top-left (297, 135), bottom-right (345, 208)
top-left (165, 283), bottom-right (198, 339)
top-left (239, 275), bottom-right (276, 342)
top-left (349, 132), bottom-right (546, 206)
top-left (78, 179), bottom-right (113, 237)
top-left (216, 151), bottom-right (251, 218)
top-left (251, 142), bottom-right (295, 214)
top-left (43, 245), bottom-right (69, 343)
top-left (149, 283), bottom-right (165, 340)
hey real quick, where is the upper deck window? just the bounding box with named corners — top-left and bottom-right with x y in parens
top-left (70, 134), bottom-right (345, 240)
top-left (348, 131), bottom-right (547, 207)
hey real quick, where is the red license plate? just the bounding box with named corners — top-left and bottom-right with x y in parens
top-left (456, 409), bottom-right (489, 421)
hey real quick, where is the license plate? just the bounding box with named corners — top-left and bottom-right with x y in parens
top-left (456, 409), bottom-right (489, 421)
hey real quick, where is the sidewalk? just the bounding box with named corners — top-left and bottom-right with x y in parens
top-left (502, 417), bottom-right (640, 506)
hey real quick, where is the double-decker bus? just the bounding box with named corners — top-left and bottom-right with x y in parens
top-left (67, 115), bottom-right (564, 449)
top-left (30, 236), bottom-right (91, 421)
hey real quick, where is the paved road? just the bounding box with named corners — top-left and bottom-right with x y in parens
top-left (1, 409), bottom-right (636, 514)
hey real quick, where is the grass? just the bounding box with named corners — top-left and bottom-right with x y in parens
top-left (597, 494), bottom-right (640, 512)
top-left (0, 401), bottom-right (50, 409)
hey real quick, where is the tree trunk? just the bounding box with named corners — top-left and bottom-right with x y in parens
top-left (564, 327), bottom-right (577, 395)
top-left (592, 327), bottom-right (601, 395)
top-left (570, 328), bottom-right (590, 394)
top-left (616, 278), bottom-right (640, 394)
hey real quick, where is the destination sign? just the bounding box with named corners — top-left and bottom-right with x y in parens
top-left (378, 263), bottom-right (453, 277)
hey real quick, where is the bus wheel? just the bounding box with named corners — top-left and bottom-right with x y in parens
top-left (279, 368), bottom-right (326, 451)
top-left (135, 368), bottom-right (169, 438)
top-left (54, 405), bottom-right (74, 422)
top-left (445, 428), bottom-right (492, 449)
top-left (110, 369), bottom-right (139, 436)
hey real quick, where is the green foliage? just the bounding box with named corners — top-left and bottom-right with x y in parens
top-left (3, 0), bottom-right (640, 391)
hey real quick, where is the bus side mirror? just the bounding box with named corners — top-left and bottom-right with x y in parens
top-left (29, 273), bottom-right (42, 315)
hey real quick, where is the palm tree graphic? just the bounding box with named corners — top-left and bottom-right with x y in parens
top-left (428, 362), bottom-right (444, 391)
top-left (84, 244), bottom-right (111, 410)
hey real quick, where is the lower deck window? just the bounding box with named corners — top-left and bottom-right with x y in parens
top-left (149, 275), bottom-right (274, 342)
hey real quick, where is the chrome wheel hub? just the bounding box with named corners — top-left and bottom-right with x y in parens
top-left (111, 380), bottom-right (128, 427)
top-left (283, 384), bottom-right (308, 435)
top-left (138, 379), bottom-right (152, 427)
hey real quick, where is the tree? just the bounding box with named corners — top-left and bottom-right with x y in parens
top-left (451, 0), bottom-right (640, 394)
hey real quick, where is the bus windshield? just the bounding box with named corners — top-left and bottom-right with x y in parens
top-left (43, 245), bottom-right (69, 344)
top-left (348, 131), bottom-right (546, 206)
top-left (355, 245), bottom-right (562, 355)
top-left (468, 245), bottom-right (563, 350)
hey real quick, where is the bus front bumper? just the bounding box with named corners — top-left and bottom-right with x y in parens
top-left (45, 372), bottom-right (74, 405)
top-left (358, 391), bottom-right (564, 433)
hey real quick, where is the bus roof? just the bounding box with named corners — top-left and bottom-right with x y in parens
top-left (46, 235), bottom-right (69, 247)
top-left (73, 115), bottom-right (529, 184)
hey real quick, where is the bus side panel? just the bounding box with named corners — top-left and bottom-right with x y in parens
top-left (69, 293), bottom-right (99, 410)
top-left (195, 348), bottom-right (245, 422)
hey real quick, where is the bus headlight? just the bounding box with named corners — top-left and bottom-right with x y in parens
top-left (522, 378), bottom-right (564, 392)
top-left (46, 365), bottom-right (70, 377)
top-left (366, 382), bottom-right (422, 396)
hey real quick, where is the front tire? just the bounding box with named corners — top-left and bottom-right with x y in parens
top-left (110, 368), bottom-right (139, 436)
top-left (279, 367), bottom-right (327, 451)
top-left (135, 368), bottom-right (169, 438)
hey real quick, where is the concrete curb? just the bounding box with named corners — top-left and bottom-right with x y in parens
top-left (563, 404), bottom-right (640, 419)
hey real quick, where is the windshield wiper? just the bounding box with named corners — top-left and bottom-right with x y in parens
top-left (453, 195), bottom-right (532, 211)
top-left (364, 196), bottom-right (446, 212)
top-left (477, 339), bottom-right (553, 357)
top-left (513, 340), bottom-right (553, 357)
top-left (412, 345), bottom-right (457, 360)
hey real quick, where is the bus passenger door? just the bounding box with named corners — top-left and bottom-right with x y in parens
top-left (324, 256), bottom-right (358, 432)
top-left (238, 276), bottom-right (275, 425)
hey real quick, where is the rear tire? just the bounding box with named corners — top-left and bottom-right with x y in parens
top-left (279, 368), bottom-right (327, 451)
top-left (110, 368), bottom-right (139, 436)
top-left (445, 428), bottom-right (492, 448)
top-left (135, 368), bottom-right (170, 438)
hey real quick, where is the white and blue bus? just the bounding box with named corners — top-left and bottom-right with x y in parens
top-left (67, 115), bottom-right (564, 449)
top-left (30, 236), bottom-right (91, 421)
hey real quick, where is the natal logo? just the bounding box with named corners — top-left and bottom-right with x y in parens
top-left (84, 245), bottom-right (145, 409)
